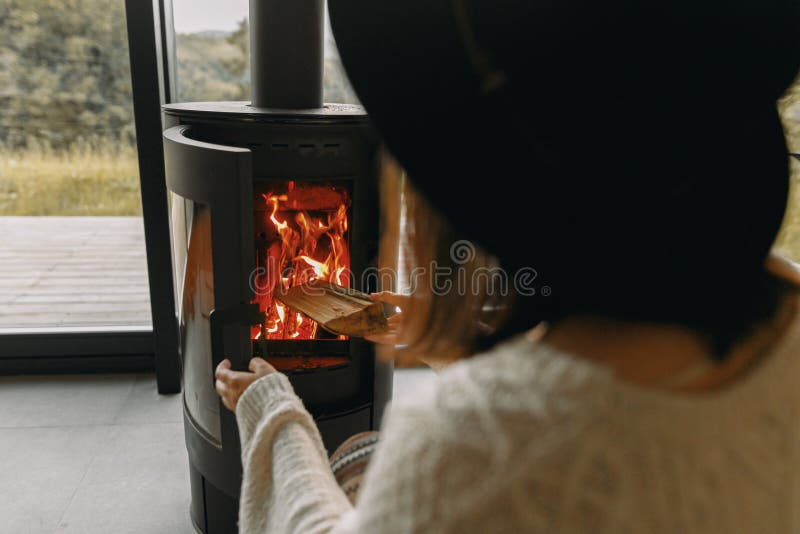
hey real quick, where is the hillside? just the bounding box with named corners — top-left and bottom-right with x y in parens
top-left (176, 31), bottom-right (248, 101)
top-left (175, 22), bottom-right (358, 104)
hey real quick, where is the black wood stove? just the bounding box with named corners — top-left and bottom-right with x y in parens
top-left (162, 2), bottom-right (392, 532)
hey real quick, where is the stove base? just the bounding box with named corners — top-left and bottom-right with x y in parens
top-left (189, 463), bottom-right (239, 534)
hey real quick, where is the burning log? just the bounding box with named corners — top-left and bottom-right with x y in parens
top-left (276, 280), bottom-right (388, 338)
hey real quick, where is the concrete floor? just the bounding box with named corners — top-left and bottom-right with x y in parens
top-left (0, 369), bottom-right (435, 534)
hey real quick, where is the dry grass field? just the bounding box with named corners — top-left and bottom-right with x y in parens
top-left (0, 143), bottom-right (141, 216)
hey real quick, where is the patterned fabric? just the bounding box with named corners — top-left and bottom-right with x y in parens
top-left (235, 312), bottom-right (800, 533)
top-left (329, 432), bottom-right (380, 504)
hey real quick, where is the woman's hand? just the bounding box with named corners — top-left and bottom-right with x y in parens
top-left (365, 291), bottom-right (409, 345)
top-left (215, 357), bottom-right (277, 412)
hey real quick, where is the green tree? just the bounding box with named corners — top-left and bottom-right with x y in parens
top-left (0, 0), bottom-right (135, 151)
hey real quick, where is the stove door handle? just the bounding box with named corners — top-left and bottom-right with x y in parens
top-left (210, 303), bottom-right (265, 373)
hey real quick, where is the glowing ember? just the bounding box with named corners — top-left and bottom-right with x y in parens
top-left (252, 182), bottom-right (351, 341)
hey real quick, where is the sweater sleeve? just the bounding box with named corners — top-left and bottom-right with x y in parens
top-left (235, 367), bottom-right (511, 534)
top-left (235, 364), bottom-right (522, 534)
top-left (235, 373), bottom-right (353, 534)
top-left (234, 370), bottom-right (466, 534)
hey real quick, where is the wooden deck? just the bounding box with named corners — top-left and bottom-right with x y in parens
top-left (0, 217), bottom-right (152, 330)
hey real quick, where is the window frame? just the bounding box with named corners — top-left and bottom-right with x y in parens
top-left (0, 0), bottom-right (181, 394)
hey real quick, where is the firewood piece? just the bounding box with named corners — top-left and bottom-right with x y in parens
top-left (276, 280), bottom-right (388, 338)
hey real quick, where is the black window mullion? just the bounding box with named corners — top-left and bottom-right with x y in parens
top-left (124, 0), bottom-right (181, 394)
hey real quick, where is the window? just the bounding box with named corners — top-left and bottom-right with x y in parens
top-left (171, 0), bottom-right (357, 104)
top-left (0, 0), bottom-right (150, 332)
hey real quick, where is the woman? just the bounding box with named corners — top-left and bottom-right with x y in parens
top-left (215, 1), bottom-right (800, 532)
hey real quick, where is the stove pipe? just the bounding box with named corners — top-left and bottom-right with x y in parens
top-left (249, 0), bottom-right (325, 109)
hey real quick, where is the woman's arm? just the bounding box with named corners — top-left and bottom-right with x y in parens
top-left (235, 372), bottom-right (354, 533)
top-left (216, 356), bottom-right (453, 534)
top-left (216, 355), bottom-right (537, 534)
top-left (233, 370), bottom-right (447, 534)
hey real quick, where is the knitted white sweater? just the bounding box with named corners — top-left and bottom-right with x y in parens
top-left (235, 316), bottom-right (800, 533)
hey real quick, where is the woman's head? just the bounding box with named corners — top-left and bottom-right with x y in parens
top-left (330, 1), bottom-right (800, 360)
top-left (379, 152), bottom-right (790, 364)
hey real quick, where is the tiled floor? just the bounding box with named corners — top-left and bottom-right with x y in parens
top-left (0, 369), bottom-right (436, 534)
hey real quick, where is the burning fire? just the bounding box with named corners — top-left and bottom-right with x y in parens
top-left (252, 182), bottom-right (351, 341)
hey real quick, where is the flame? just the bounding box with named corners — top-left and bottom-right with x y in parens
top-left (253, 185), bottom-right (351, 341)
top-left (295, 255), bottom-right (329, 279)
top-left (267, 323), bottom-right (279, 334)
top-left (263, 193), bottom-right (291, 237)
top-left (335, 266), bottom-right (347, 286)
top-left (289, 313), bottom-right (303, 338)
